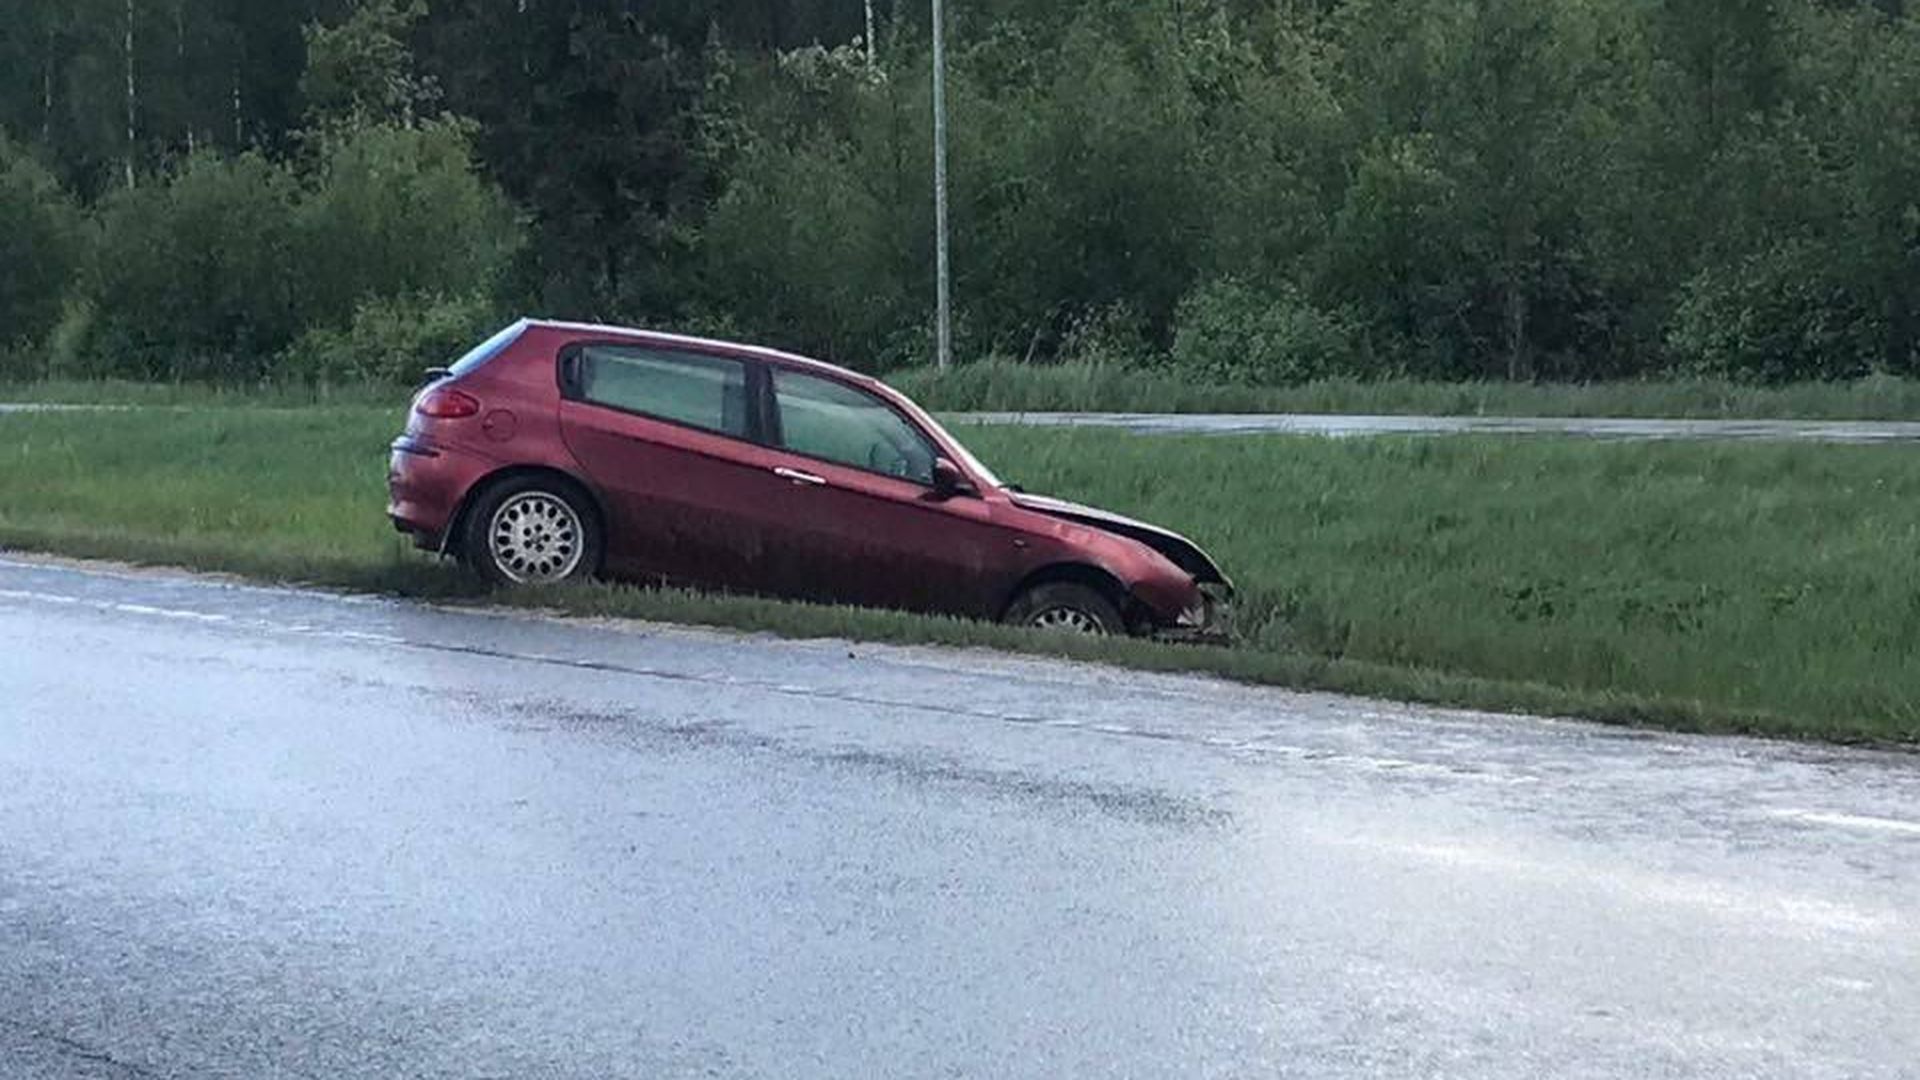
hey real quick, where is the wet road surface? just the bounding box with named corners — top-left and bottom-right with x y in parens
top-left (956, 411), bottom-right (1920, 443)
top-left (3, 554), bottom-right (1918, 1079)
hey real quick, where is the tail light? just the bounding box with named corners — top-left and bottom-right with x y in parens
top-left (415, 386), bottom-right (482, 419)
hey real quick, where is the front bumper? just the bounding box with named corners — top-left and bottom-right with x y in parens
top-left (1155, 582), bottom-right (1234, 645)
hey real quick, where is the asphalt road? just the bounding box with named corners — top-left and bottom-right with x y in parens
top-left (956, 411), bottom-right (1920, 443)
top-left (4, 555), bottom-right (1918, 1079)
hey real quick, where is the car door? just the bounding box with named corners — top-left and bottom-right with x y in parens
top-left (556, 341), bottom-right (788, 592)
top-left (761, 366), bottom-right (1015, 618)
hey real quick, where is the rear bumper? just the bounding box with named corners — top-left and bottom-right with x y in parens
top-left (387, 514), bottom-right (447, 553)
top-left (387, 436), bottom-right (491, 553)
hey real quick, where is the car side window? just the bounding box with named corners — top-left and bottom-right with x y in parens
top-left (573, 344), bottom-right (751, 439)
top-left (772, 370), bottom-right (938, 485)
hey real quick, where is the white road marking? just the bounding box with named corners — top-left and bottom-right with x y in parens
top-left (111, 602), bottom-right (230, 623)
top-left (329, 628), bottom-right (399, 641)
top-left (1819, 975), bottom-right (1878, 993)
top-left (1770, 809), bottom-right (1920, 837)
top-left (0, 589), bottom-right (77, 605)
top-left (1312, 831), bottom-right (1901, 938)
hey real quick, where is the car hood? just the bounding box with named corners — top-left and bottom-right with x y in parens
top-left (1007, 491), bottom-right (1231, 588)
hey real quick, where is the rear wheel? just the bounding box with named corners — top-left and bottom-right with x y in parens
top-left (459, 476), bottom-right (602, 587)
top-left (1005, 582), bottom-right (1124, 636)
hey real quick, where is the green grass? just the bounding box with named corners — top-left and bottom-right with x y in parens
top-left (2, 405), bottom-right (1916, 745)
top-left (0, 378), bottom-right (402, 408)
top-left (894, 361), bottom-right (1920, 420)
top-left (15, 366), bottom-right (1920, 420)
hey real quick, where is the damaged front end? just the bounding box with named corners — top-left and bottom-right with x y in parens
top-left (1161, 580), bottom-right (1235, 646)
top-left (1007, 491), bottom-right (1236, 644)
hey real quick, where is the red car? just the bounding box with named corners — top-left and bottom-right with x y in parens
top-left (388, 320), bottom-right (1231, 638)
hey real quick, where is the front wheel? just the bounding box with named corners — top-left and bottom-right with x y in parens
top-left (459, 477), bottom-right (602, 587)
top-left (1004, 582), bottom-right (1124, 636)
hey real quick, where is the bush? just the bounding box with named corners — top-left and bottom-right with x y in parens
top-left (282, 291), bottom-right (498, 385)
top-left (80, 122), bottom-right (519, 384)
top-left (0, 136), bottom-right (83, 372)
top-left (698, 136), bottom-right (917, 369)
top-left (89, 152), bottom-right (305, 381)
top-left (1668, 242), bottom-right (1884, 384)
top-left (41, 301), bottom-right (97, 380)
top-left (1169, 279), bottom-right (1365, 385)
top-left (953, 16), bottom-right (1210, 359)
top-left (299, 120), bottom-right (522, 330)
top-left (1057, 302), bottom-right (1155, 368)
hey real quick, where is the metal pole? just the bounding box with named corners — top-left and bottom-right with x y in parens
top-left (864, 0), bottom-right (877, 68)
top-left (124, 0), bottom-right (137, 189)
top-left (931, 0), bottom-right (953, 370)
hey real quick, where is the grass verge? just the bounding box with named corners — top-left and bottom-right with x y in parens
top-left (2, 405), bottom-right (1915, 745)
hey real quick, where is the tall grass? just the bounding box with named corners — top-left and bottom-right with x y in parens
top-left (964, 427), bottom-right (1920, 739)
top-left (0, 378), bottom-right (404, 408)
top-left (2, 406), bottom-right (1915, 743)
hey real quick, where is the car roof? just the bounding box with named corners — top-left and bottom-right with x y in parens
top-left (522, 318), bottom-right (875, 386)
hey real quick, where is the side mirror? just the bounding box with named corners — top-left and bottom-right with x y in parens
top-left (931, 458), bottom-right (978, 500)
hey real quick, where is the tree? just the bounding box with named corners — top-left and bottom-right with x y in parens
top-left (1318, 0), bottom-right (1627, 380)
top-left (2, 0), bottom-right (1918, 384)
top-left (1670, 3), bottom-right (1920, 380)
top-left (299, 0), bottom-right (439, 131)
top-left (89, 151), bottom-right (305, 379)
top-left (0, 136), bottom-right (82, 362)
top-left (421, 1), bottom-right (708, 318)
top-left (298, 120), bottom-right (521, 328)
top-left (1654, 0), bottom-right (1788, 150)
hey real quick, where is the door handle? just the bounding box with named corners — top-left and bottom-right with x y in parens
top-left (775, 467), bottom-right (828, 487)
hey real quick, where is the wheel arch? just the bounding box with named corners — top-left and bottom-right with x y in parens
top-left (1003, 562), bottom-right (1150, 632)
top-left (443, 465), bottom-right (608, 560)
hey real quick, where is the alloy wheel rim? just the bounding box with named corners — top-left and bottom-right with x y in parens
top-left (488, 493), bottom-right (584, 585)
top-left (1029, 606), bottom-right (1106, 636)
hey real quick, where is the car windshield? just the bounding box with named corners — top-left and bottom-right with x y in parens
top-left (916, 411), bottom-right (1004, 489)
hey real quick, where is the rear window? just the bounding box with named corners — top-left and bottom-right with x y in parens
top-left (575, 344), bottom-right (751, 439)
top-left (448, 321), bottom-right (528, 377)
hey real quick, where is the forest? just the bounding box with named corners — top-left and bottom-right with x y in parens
top-left (3, 0), bottom-right (1917, 386)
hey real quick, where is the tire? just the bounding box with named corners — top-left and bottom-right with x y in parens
top-left (458, 475), bottom-right (602, 588)
top-left (1004, 582), bottom-right (1125, 636)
